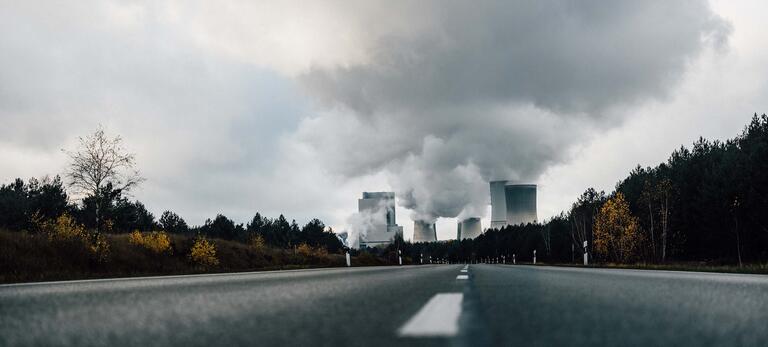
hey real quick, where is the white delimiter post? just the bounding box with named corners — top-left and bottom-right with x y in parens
top-left (513, 254), bottom-right (516, 264)
top-left (346, 252), bottom-right (351, 267)
top-left (583, 241), bottom-right (589, 266)
top-left (533, 250), bottom-right (537, 265)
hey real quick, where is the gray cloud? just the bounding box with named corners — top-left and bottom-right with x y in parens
top-left (0, 0), bottom-right (743, 236)
top-left (297, 0), bottom-right (730, 222)
top-left (303, 1), bottom-right (729, 115)
top-left (0, 1), bottom-right (311, 224)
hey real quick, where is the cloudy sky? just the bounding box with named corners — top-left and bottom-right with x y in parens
top-left (1, 1), bottom-right (766, 240)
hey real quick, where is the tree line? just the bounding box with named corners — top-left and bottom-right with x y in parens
top-left (0, 127), bottom-right (343, 255)
top-left (3, 114), bottom-right (767, 266)
top-left (389, 114), bottom-right (768, 266)
top-left (0, 177), bottom-right (343, 253)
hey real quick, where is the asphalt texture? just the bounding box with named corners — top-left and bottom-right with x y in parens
top-left (1, 264), bottom-right (767, 346)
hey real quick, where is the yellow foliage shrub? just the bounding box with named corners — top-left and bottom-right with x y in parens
top-left (45, 214), bottom-right (87, 242)
top-left (594, 192), bottom-right (644, 263)
top-left (250, 234), bottom-right (266, 251)
top-left (41, 214), bottom-right (110, 261)
top-left (129, 230), bottom-right (172, 254)
top-left (128, 230), bottom-right (143, 244)
top-left (189, 237), bottom-right (219, 267)
top-left (297, 243), bottom-right (313, 257)
top-left (90, 233), bottom-right (111, 262)
top-left (313, 247), bottom-right (328, 258)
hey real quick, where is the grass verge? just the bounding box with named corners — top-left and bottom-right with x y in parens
top-left (0, 230), bottom-right (385, 284)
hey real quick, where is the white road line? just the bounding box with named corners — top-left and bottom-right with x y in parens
top-left (398, 293), bottom-right (464, 337)
top-left (456, 275), bottom-right (468, 280)
top-left (460, 269), bottom-right (468, 272)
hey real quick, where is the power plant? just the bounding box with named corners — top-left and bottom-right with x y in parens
top-left (490, 181), bottom-right (537, 228)
top-left (457, 217), bottom-right (482, 240)
top-left (353, 181), bottom-right (535, 244)
top-left (413, 220), bottom-right (437, 242)
top-left (358, 192), bottom-right (403, 247)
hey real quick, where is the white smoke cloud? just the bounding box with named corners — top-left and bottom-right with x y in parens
top-left (294, 1), bottom-right (731, 224)
top-left (342, 197), bottom-right (392, 249)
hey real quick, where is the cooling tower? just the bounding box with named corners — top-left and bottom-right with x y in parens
top-left (413, 220), bottom-right (437, 242)
top-left (489, 181), bottom-right (538, 228)
top-left (359, 192), bottom-right (396, 226)
top-left (358, 192), bottom-right (403, 247)
top-left (504, 184), bottom-right (537, 226)
top-left (489, 181), bottom-right (508, 229)
top-left (457, 217), bottom-right (482, 240)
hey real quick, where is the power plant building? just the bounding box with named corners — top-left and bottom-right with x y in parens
top-left (413, 220), bottom-right (437, 242)
top-left (490, 181), bottom-right (537, 228)
top-left (457, 217), bottom-right (482, 240)
top-left (358, 192), bottom-right (403, 247)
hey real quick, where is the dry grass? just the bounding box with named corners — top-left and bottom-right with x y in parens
top-left (0, 230), bottom-right (373, 284)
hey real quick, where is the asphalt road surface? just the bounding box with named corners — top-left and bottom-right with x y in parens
top-left (2, 264), bottom-right (767, 346)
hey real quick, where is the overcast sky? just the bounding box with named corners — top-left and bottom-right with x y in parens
top-left (1, 1), bottom-right (766, 240)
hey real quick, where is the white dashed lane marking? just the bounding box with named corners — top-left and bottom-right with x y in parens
top-left (398, 293), bottom-right (464, 337)
top-left (456, 275), bottom-right (468, 280)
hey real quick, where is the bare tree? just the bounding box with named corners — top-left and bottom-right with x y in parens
top-left (657, 178), bottom-right (672, 262)
top-left (540, 222), bottom-right (552, 256)
top-left (63, 127), bottom-right (144, 234)
top-left (640, 180), bottom-right (656, 260)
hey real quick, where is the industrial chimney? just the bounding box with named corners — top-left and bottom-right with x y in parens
top-left (489, 181), bottom-right (537, 228)
top-left (413, 220), bottom-right (437, 242)
top-left (457, 217), bottom-right (482, 240)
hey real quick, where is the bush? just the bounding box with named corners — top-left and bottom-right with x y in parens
top-left (189, 237), bottom-right (219, 267)
top-left (90, 233), bottom-right (111, 262)
top-left (128, 230), bottom-right (172, 254)
top-left (250, 234), bottom-right (266, 252)
top-left (313, 247), bottom-right (328, 258)
top-left (297, 243), bottom-right (313, 257)
top-left (42, 214), bottom-right (87, 242)
top-left (38, 214), bottom-right (110, 262)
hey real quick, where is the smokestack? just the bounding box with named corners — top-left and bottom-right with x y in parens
top-left (356, 191), bottom-right (403, 248)
top-left (489, 181), bottom-right (537, 228)
top-left (504, 184), bottom-right (537, 226)
top-left (489, 181), bottom-right (508, 229)
top-left (457, 217), bottom-right (482, 240)
top-left (413, 220), bottom-right (437, 242)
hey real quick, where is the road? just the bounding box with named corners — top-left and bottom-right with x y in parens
top-left (1, 264), bottom-right (767, 346)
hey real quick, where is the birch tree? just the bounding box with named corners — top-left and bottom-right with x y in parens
top-left (63, 127), bottom-right (144, 234)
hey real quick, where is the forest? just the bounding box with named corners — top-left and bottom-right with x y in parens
top-left (395, 114), bottom-right (768, 267)
top-left (1, 114), bottom-right (767, 282)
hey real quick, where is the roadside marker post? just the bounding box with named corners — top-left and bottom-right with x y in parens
top-left (533, 250), bottom-right (537, 265)
top-left (513, 254), bottom-right (516, 264)
top-left (583, 241), bottom-right (589, 266)
top-left (398, 250), bottom-right (402, 266)
top-left (346, 252), bottom-right (351, 267)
